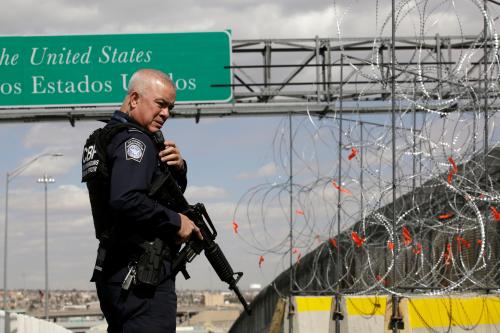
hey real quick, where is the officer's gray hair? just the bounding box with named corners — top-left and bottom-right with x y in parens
top-left (127, 69), bottom-right (174, 95)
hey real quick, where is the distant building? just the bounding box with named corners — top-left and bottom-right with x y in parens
top-left (249, 284), bottom-right (261, 291)
top-left (187, 309), bottom-right (241, 332)
top-left (203, 293), bottom-right (224, 307)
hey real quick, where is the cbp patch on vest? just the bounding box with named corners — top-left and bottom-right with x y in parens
top-left (125, 138), bottom-right (146, 162)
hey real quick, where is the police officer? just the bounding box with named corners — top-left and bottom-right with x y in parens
top-left (84, 69), bottom-right (202, 333)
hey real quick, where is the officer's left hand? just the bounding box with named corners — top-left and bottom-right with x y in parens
top-left (159, 140), bottom-right (185, 171)
top-left (177, 213), bottom-right (203, 244)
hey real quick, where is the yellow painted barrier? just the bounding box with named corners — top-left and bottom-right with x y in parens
top-left (346, 296), bottom-right (387, 316)
top-left (296, 296), bottom-right (333, 313)
top-left (407, 295), bottom-right (500, 333)
top-left (345, 296), bottom-right (387, 333)
top-left (281, 294), bottom-right (500, 332)
top-left (293, 296), bottom-right (333, 333)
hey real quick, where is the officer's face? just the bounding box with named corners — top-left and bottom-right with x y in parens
top-left (130, 79), bottom-right (176, 133)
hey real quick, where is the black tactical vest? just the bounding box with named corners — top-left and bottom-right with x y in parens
top-left (82, 122), bottom-right (147, 240)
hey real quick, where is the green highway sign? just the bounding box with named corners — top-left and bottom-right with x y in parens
top-left (0, 32), bottom-right (232, 107)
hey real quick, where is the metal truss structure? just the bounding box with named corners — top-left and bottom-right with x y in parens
top-left (0, 34), bottom-right (495, 123)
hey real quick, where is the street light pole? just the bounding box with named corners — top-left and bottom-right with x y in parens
top-left (2, 153), bottom-right (62, 322)
top-left (37, 174), bottom-right (55, 321)
top-left (3, 173), bottom-right (9, 313)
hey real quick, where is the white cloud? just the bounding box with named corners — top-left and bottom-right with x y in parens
top-left (0, 0), bottom-right (495, 39)
top-left (50, 215), bottom-right (94, 235)
top-left (23, 122), bottom-right (98, 147)
top-left (8, 184), bottom-right (90, 213)
top-left (184, 185), bottom-right (229, 201)
top-left (53, 4), bottom-right (100, 23)
top-left (12, 153), bottom-right (73, 177)
top-left (236, 162), bottom-right (277, 180)
top-left (50, 185), bottom-right (91, 212)
top-left (225, 4), bottom-right (337, 38)
top-left (20, 122), bottom-right (102, 177)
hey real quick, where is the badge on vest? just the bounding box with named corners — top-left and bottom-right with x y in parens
top-left (125, 138), bottom-right (146, 162)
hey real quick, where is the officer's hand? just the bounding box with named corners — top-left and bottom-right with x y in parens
top-left (177, 213), bottom-right (203, 244)
top-left (159, 140), bottom-right (185, 171)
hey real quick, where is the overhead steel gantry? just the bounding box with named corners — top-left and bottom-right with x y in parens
top-left (0, 34), bottom-right (496, 123)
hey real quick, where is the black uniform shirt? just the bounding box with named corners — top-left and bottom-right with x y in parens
top-left (103, 111), bottom-right (186, 279)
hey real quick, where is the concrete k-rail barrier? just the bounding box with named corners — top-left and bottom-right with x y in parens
top-left (0, 310), bottom-right (72, 333)
top-left (280, 294), bottom-right (500, 333)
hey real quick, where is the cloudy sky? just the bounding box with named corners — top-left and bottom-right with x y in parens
top-left (0, 0), bottom-right (499, 293)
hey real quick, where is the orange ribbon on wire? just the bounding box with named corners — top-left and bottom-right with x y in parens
top-left (332, 180), bottom-right (352, 195)
top-left (376, 275), bottom-right (389, 286)
top-left (351, 231), bottom-right (365, 248)
top-left (413, 242), bottom-right (422, 255)
top-left (456, 236), bottom-right (471, 252)
top-left (292, 248), bottom-right (302, 263)
top-left (258, 255), bottom-right (264, 268)
top-left (348, 147), bottom-right (358, 161)
top-left (402, 226), bottom-right (412, 246)
top-left (329, 238), bottom-right (337, 248)
top-left (447, 156), bottom-right (458, 184)
top-left (444, 243), bottom-right (452, 265)
top-left (438, 212), bottom-right (454, 220)
top-left (490, 206), bottom-right (500, 221)
top-left (448, 157), bottom-right (458, 173)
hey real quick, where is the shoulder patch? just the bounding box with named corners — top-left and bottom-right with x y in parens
top-left (125, 138), bottom-right (146, 162)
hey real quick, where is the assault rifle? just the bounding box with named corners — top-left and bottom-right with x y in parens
top-left (149, 132), bottom-right (251, 314)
